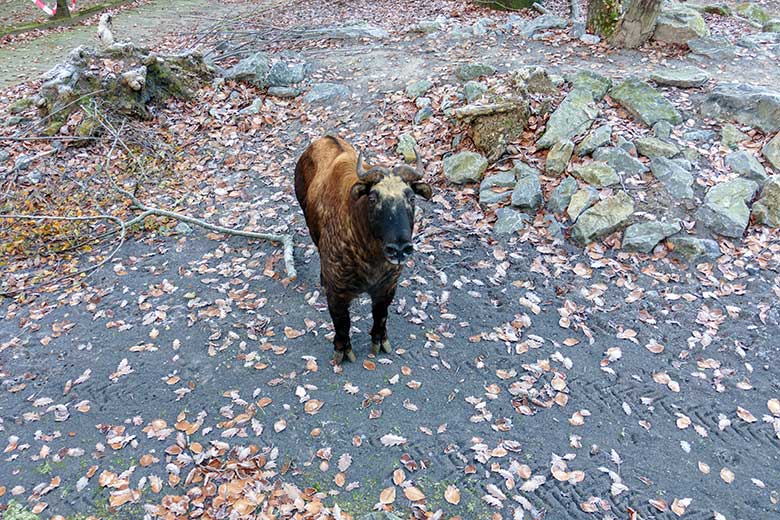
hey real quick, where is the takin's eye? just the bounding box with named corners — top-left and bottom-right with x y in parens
top-left (368, 191), bottom-right (379, 204)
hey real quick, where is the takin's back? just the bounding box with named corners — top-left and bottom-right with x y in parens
top-left (294, 135), bottom-right (362, 246)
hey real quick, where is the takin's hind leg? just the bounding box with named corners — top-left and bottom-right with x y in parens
top-left (370, 287), bottom-right (396, 355)
top-left (326, 291), bottom-right (356, 365)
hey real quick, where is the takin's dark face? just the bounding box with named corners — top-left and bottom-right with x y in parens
top-left (351, 167), bottom-right (432, 265)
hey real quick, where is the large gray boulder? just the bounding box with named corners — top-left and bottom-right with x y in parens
top-left (573, 163), bottom-right (620, 187)
top-left (571, 191), bottom-right (635, 244)
top-left (653, 4), bottom-right (709, 45)
top-left (635, 137), bottom-right (680, 159)
top-left (226, 52), bottom-right (270, 86)
top-left (455, 63), bottom-right (496, 81)
top-left (567, 187), bottom-right (599, 221)
top-left (688, 37), bottom-right (737, 60)
top-left (312, 24), bottom-right (388, 40)
top-left (725, 150), bottom-right (768, 182)
top-left (649, 66), bottom-right (710, 88)
top-left (522, 15), bottom-right (568, 38)
top-left (700, 84), bottom-right (780, 133)
top-left (763, 133), bottom-right (780, 170)
top-left (536, 72), bottom-right (612, 149)
top-left (610, 79), bottom-right (683, 127)
top-left (576, 125), bottom-right (613, 156)
top-left (669, 236), bottom-right (722, 261)
top-left (494, 208), bottom-right (531, 235)
top-left (479, 170), bottom-right (516, 205)
top-left (546, 140), bottom-right (574, 175)
top-left (650, 157), bottom-right (694, 198)
top-left (548, 176), bottom-right (578, 213)
top-left (267, 62), bottom-right (306, 87)
top-left (443, 152), bottom-right (488, 184)
top-left (623, 220), bottom-right (682, 253)
top-left (752, 177), bottom-right (780, 227)
top-left (696, 178), bottom-right (760, 237)
top-left (593, 147), bottom-right (648, 175)
top-left (511, 164), bottom-right (543, 211)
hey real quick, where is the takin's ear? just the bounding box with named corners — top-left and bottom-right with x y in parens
top-left (350, 181), bottom-right (371, 201)
top-left (411, 181), bottom-right (433, 201)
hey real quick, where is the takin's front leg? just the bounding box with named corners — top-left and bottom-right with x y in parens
top-left (326, 291), bottom-right (356, 365)
top-left (370, 285), bottom-right (396, 355)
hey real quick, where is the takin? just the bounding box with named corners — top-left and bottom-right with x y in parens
top-left (294, 135), bottom-right (432, 365)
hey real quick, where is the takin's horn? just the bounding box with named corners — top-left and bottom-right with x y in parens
top-left (356, 149), bottom-right (365, 179)
top-left (413, 147), bottom-right (424, 179)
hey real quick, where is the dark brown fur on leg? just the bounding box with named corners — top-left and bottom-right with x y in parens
top-left (327, 291), bottom-right (356, 364)
top-left (370, 285), bottom-right (396, 355)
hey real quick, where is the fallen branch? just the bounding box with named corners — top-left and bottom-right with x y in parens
top-left (97, 114), bottom-right (297, 279)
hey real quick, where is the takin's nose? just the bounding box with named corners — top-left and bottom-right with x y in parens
top-left (384, 241), bottom-right (414, 264)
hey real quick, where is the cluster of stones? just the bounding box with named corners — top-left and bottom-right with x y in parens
top-left (434, 61), bottom-right (780, 260)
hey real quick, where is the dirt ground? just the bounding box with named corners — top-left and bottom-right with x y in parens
top-left (1, 1), bottom-right (780, 519)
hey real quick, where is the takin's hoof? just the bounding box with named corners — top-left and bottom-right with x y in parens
top-left (371, 339), bottom-right (392, 355)
top-left (333, 349), bottom-right (357, 365)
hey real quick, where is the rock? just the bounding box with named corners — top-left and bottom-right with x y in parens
top-left (623, 220), bottom-right (682, 253)
top-left (463, 81), bottom-right (487, 103)
top-left (267, 62), bottom-right (306, 87)
top-left (567, 71), bottom-right (613, 99)
top-left (700, 84), bottom-right (780, 133)
top-left (546, 140), bottom-right (574, 175)
top-left (267, 86), bottom-right (301, 98)
top-left (9, 98), bottom-right (33, 114)
top-left (653, 4), bottom-right (709, 45)
top-left (576, 125), bottom-right (612, 156)
top-left (616, 136), bottom-right (637, 155)
top-left (725, 150), bottom-right (768, 182)
top-left (683, 129), bottom-right (717, 143)
top-left (494, 208), bottom-right (531, 235)
top-left (313, 24), bottom-right (388, 39)
top-left (542, 213), bottom-right (565, 239)
top-left (571, 191), bottom-right (635, 244)
top-left (736, 3), bottom-right (770, 24)
top-left (687, 37), bottom-right (737, 59)
top-left (479, 170), bottom-right (516, 205)
top-left (454, 99), bottom-right (530, 162)
top-left (415, 97), bottom-right (431, 108)
top-left (635, 137), bottom-right (680, 159)
top-left (668, 236), bottom-right (722, 260)
top-left (720, 123), bottom-right (748, 149)
top-left (762, 133), bottom-right (780, 170)
top-left (650, 157), bottom-right (694, 198)
top-left (406, 19), bottom-right (445, 34)
top-left (303, 83), bottom-right (349, 104)
top-left (653, 121), bottom-right (673, 140)
top-left (226, 52), bottom-right (270, 85)
top-left (764, 20), bottom-right (780, 33)
top-left (567, 187), bottom-right (599, 221)
top-left (610, 79), bottom-right (683, 127)
top-left (239, 98), bottom-right (264, 114)
top-left (443, 151), bottom-right (488, 184)
top-left (521, 15), bottom-right (568, 38)
top-left (573, 162), bottom-right (620, 187)
top-left (511, 165), bottom-right (543, 211)
top-left (455, 63), bottom-right (496, 81)
top-left (406, 79), bottom-right (432, 99)
top-left (593, 147), bottom-right (648, 175)
top-left (414, 106), bottom-right (433, 124)
top-left (752, 177), bottom-right (780, 227)
top-left (397, 134), bottom-right (418, 163)
top-left (649, 66), bottom-right (710, 88)
top-left (175, 222), bottom-right (193, 234)
top-left (736, 32), bottom-right (780, 48)
top-left (548, 176), bottom-right (578, 213)
top-left (14, 154), bottom-right (34, 171)
top-left (696, 178), bottom-right (759, 237)
top-left (580, 33), bottom-right (601, 45)
top-left (514, 66), bottom-right (556, 94)
top-left (0, 149), bottom-right (9, 163)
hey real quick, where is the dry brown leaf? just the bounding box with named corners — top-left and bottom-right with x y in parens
top-left (444, 484), bottom-right (461, 505)
top-left (380, 486), bottom-right (396, 504)
top-left (404, 486), bottom-right (425, 501)
top-left (720, 467), bottom-right (735, 484)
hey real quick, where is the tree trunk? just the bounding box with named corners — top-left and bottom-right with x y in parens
top-left (609, 0), bottom-right (662, 48)
top-left (52, 0), bottom-right (71, 19)
top-left (586, 0), bottom-right (622, 39)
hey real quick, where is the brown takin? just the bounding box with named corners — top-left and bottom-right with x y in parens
top-left (294, 135), bottom-right (432, 365)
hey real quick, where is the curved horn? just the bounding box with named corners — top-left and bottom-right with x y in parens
top-left (356, 149), bottom-right (365, 179)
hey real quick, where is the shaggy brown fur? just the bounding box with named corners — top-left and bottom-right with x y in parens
top-left (294, 135), bottom-right (431, 364)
